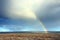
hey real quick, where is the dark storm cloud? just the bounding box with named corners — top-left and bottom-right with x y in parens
top-left (0, 0), bottom-right (60, 31)
top-left (36, 0), bottom-right (60, 31)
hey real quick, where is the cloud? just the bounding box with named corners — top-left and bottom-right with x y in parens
top-left (4, 0), bottom-right (41, 20)
top-left (0, 21), bottom-right (45, 32)
top-left (0, 0), bottom-right (60, 31)
top-left (36, 0), bottom-right (60, 31)
top-left (3, 0), bottom-right (46, 20)
top-left (0, 27), bottom-right (10, 32)
top-left (0, 0), bottom-right (46, 27)
top-left (0, 0), bottom-right (40, 26)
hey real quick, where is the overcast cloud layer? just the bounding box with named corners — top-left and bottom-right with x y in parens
top-left (0, 0), bottom-right (60, 32)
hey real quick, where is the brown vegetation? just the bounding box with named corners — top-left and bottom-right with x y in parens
top-left (0, 33), bottom-right (60, 40)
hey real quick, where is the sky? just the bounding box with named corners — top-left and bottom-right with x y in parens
top-left (0, 0), bottom-right (60, 32)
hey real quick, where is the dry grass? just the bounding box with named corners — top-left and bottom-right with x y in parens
top-left (0, 33), bottom-right (60, 40)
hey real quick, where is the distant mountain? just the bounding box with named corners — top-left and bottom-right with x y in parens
top-left (0, 31), bottom-right (60, 34)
